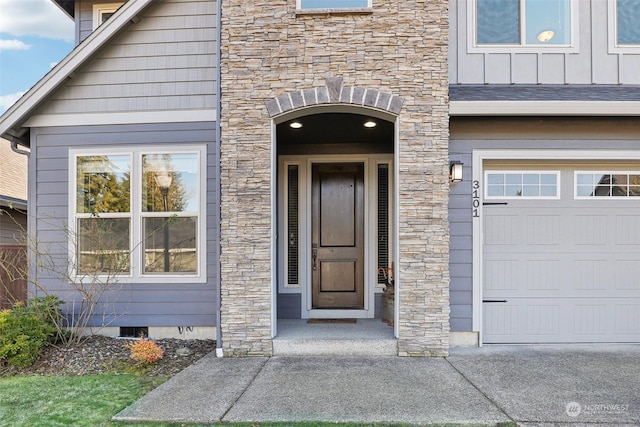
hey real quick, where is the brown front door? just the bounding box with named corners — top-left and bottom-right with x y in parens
top-left (311, 163), bottom-right (364, 309)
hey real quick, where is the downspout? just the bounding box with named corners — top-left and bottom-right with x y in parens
top-left (9, 136), bottom-right (30, 157)
top-left (215, 0), bottom-right (223, 358)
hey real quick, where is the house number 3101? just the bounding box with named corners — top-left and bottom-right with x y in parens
top-left (472, 180), bottom-right (480, 218)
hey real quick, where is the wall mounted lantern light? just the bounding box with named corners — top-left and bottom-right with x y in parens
top-left (450, 161), bottom-right (463, 183)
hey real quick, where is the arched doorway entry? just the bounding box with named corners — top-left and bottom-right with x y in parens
top-left (274, 109), bottom-right (395, 324)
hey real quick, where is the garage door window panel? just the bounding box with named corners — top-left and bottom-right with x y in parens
top-left (575, 172), bottom-right (640, 198)
top-left (485, 171), bottom-right (559, 199)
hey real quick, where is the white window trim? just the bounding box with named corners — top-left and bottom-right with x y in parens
top-left (69, 145), bottom-right (207, 284)
top-left (93, 3), bottom-right (124, 30)
top-left (484, 170), bottom-right (561, 200)
top-left (467, 0), bottom-right (579, 53)
top-left (574, 170), bottom-right (640, 199)
top-left (607, 0), bottom-right (640, 53)
top-left (295, 0), bottom-right (372, 13)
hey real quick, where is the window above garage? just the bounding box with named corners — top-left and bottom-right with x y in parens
top-left (471, 0), bottom-right (577, 53)
top-left (485, 171), bottom-right (560, 199)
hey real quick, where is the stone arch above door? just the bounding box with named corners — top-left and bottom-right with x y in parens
top-left (265, 77), bottom-right (404, 118)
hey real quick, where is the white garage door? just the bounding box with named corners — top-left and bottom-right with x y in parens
top-left (483, 166), bottom-right (640, 343)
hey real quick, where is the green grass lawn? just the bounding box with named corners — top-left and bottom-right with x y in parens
top-left (0, 374), bottom-right (475, 427)
top-left (0, 374), bottom-right (164, 427)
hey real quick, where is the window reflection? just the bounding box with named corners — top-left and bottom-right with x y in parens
top-left (477, 0), bottom-right (571, 45)
top-left (576, 173), bottom-right (640, 198)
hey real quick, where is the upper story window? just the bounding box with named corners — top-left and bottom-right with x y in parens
top-left (475, 0), bottom-right (572, 47)
top-left (298, 0), bottom-right (370, 9)
top-left (615, 0), bottom-right (640, 45)
top-left (93, 3), bottom-right (124, 30)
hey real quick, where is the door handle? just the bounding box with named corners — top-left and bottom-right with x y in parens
top-left (312, 244), bottom-right (317, 271)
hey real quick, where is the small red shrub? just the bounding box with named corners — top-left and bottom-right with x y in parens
top-left (126, 337), bottom-right (164, 365)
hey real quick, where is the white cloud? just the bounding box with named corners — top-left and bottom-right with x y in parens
top-left (0, 91), bottom-right (25, 114)
top-left (50, 61), bottom-right (59, 68)
top-left (0, 39), bottom-right (31, 51)
top-left (0, 0), bottom-right (74, 42)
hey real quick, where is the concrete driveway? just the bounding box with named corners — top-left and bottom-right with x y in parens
top-left (114, 344), bottom-right (640, 426)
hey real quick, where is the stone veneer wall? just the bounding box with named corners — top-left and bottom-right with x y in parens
top-left (220, 1), bottom-right (450, 357)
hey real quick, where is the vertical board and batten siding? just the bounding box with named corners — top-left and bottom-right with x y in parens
top-left (450, 0), bottom-right (640, 85)
top-left (31, 122), bottom-right (219, 327)
top-left (448, 117), bottom-right (640, 332)
top-left (41, 0), bottom-right (216, 115)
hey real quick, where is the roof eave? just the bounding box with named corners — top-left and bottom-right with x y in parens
top-left (52, 0), bottom-right (75, 20)
top-left (0, 195), bottom-right (27, 211)
top-left (0, 0), bottom-right (155, 145)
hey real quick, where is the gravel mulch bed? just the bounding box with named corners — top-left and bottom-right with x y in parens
top-left (2, 335), bottom-right (217, 377)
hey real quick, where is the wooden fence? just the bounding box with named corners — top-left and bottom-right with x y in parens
top-left (0, 246), bottom-right (27, 309)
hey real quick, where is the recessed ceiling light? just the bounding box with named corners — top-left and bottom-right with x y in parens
top-left (537, 30), bottom-right (555, 43)
top-left (289, 121), bottom-right (302, 129)
top-left (364, 120), bottom-right (377, 128)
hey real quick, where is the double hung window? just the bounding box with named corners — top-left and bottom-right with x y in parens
top-left (72, 146), bottom-right (206, 282)
top-left (475, 0), bottom-right (572, 46)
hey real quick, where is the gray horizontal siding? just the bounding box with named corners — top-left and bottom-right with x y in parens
top-left (31, 122), bottom-right (219, 328)
top-left (45, 0), bottom-right (216, 115)
top-left (448, 116), bottom-right (640, 333)
top-left (0, 210), bottom-right (26, 245)
top-left (450, 0), bottom-right (640, 85)
top-left (277, 293), bottom-right (301, 319)
top-left (276, 293), bottom-right (385, 319)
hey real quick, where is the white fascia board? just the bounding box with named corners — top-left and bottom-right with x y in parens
top-left (0, 0), bottom-right (154, 138)
top-left (24, 109), bottom-right (217, 127)
top-left (450, 101), bottom-right (640, 116)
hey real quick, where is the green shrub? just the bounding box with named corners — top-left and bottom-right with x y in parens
top-left (0, 298), bottom-right (60, 368)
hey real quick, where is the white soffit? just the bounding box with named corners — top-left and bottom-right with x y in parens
top-left (450, 101), bottom-right (640, 116)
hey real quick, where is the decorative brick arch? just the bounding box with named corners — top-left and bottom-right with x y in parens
top-left (265, 77), bottom-right (404, 118)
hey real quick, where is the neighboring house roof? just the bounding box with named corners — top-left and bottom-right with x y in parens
top-left (0, 0), bottom-right (154, 147)
top-left (0, 139), bottom-right (27, 209)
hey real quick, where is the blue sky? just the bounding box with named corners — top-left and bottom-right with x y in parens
top-left (0, 0), bottom-right (74, 114)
